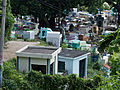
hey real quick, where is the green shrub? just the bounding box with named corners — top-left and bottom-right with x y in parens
top-left (92, 62), bottom-right (101, 70)
top-left (67, 74), bottom-right (85, 90)
top-left (61, 43), bottom-right (68, 48)
top-left (24, 39), bottom-right (38, 42)
top-left (109, 52), bottom-right (120, 75)
top-left (3, 58), bottom-right (31, 90)
top-left (2, 78), bottom-right (18, 90)
top-left (40, 40), bottom-right (51, 46)
top-left (25, 71), bottom-right (44, 89)
top-left (2, 58), bottom-right (120, 90)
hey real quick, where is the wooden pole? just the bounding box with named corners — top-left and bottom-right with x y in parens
top-left (0, 0), bottom-right (7, 88)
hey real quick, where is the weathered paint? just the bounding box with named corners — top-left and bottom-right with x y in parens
top-left (16, 46), bottom-right (62, 59)
top-left (31, 58), bottom-right (47, 65)
top-left (46, 32), bottom-right (62, 47)
top-left (16, 46), bottom-right (61, 73)
top-left (59, 54), bottom-right (88, 78)
top-left (58, 56), bottom-right (73, 74)
top-left (19, 57), bottom-right (29, 73)
top-left (47, 59), bottom-right (50, 74)
top-left (73, 59), bottom-right (79, 76)
top-left (73, 55), bottom-right (87, 78)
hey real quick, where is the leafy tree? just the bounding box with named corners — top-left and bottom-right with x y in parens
top-left (10, 0), bottom-right (29, 16)
top-left (98, 72), bottom-right (120, 89)
top-left (109, 52), bottom-right (120, 75)
top-left (102, 2), bottom-right (110, 10)
top-left (105, 0), bottom-right (120, 25)
top-left (10, 0), bottom-right (87, 29)
top-left (10, 0), bottom-right (120, 28)
top-left (92, 62), bottom-right (101, 70)
top-left (98, 28), bottom-right (120, 53)
top-left (0, 0), bottom-right (14, 42)
top-left (79, 0), bottom-right (105, 14)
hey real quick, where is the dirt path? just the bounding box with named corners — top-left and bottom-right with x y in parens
top-left (4, 41), bottom-right (40, 61)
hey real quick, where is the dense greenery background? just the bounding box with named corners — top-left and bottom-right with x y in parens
top-left (10, 0), bottom-right (113, 30)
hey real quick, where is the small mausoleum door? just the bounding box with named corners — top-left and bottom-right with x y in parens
top-left (79, 59), bottom-right (85, 78)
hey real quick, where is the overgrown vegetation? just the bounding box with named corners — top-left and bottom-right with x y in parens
top-left (61, 43), bottom-right (68, 49)
top-left (87, 58), bottom-right (106, 78)
top-left (0, 0), bottom-right (15, 42)
top-left (39, 40), bottom-right (53, 46)
top-left (23, 39), bottom-right (38, 42)
top-left (2, 58), bottom-right (120, 89)
top-left (98, 27), bottom-right (120, 53)
top-left (109, 52), bottom-right (120, 75)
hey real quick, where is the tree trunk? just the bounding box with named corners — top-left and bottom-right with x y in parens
top-left (116, 2), bottom-right (120, 27)
top-left (34, 16), bottom-right (37, 23)
top-left (117, 11), bottom-right (120, 26)
top-left (0, 0), bottom-right (6, 88)
top-left (49, 17), bottom-right (55, 30)
top-left (39, 17), bottom-right (46, 27)
top-left (39, 17), bottom-right (49, 28)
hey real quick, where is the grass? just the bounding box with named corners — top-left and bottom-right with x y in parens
top-left (24, 39), bottom-right (38, 42)
top-left (39, 40), bottom-right (53, 46)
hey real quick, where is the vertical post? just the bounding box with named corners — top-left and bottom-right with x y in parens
top-left (0, 0), bottom-right (7, 88)
top-left (85, 57), bottom-right (87, 79)
top-left (47, 59), bottom-right (50, 74)
top-left (56, 55), bottom-right (58, 74)
top-left (54, 56), bottom-right (56, 74)
top-left (28, 57), bottom-right (31, 71)
top-left (17, 56), bottom-right (19, 71)
top-left (55, 55), bottom-right (58, 74)
top-left (54, 55), bottom-right (58, 74)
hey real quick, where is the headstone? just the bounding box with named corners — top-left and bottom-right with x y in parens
top-left (39, 27), bottom-right (52, 39)
top-left (46, 32), bottom-right (62, 47)
top-left (23, 31), bottom-right (35, 40)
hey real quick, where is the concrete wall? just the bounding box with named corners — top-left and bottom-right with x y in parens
top-left (19, 57), bottom-right (29, 73)
top-left (18, 56), bottom-right (57, 74)
top-left (73, 59), bottom-right (87, 77)
top-left (23, 31), bottom-right (35, 40)
top-left (19, 57), bottom-right (48, 72)
top-left (58, 56), bottom-right (73, 74)
top-left (73, 59), bottom-right (79, 76)
top-left (59, 54), bottom-right (88, 78)
top-left (31, 58), bottom-right (47, 65)
top-left (73, 55), bottom-right (87, 78)
top-left (46, 35), bottom-right (62, 47)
